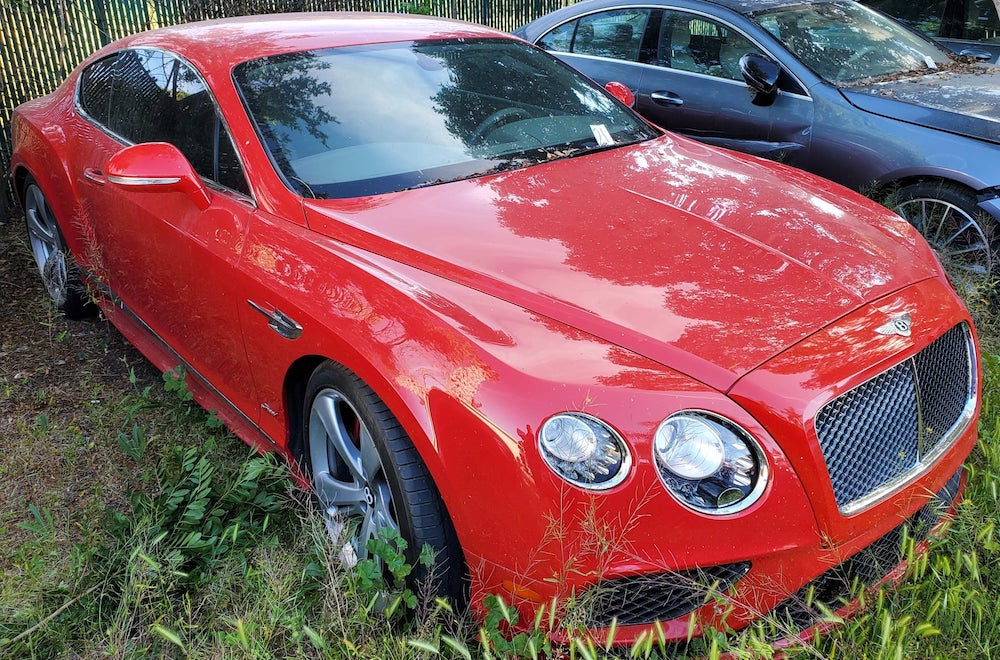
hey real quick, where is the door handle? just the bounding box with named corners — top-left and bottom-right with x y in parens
top-left (247, 300), bottom-right (303, 340)
top-left (83, 168), bottom-right (107, 185)
top-left (650, 91), bottom-right (684, 107)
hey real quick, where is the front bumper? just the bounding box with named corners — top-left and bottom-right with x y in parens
top-left (462, 279), bottom-right (979, 648)
top-left (492, 468), bottom-right (965, 648)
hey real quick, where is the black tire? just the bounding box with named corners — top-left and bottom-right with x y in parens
top-left (892, 181), bottom-right (995, 288)
top-left (302, 361), bottom-right (464, 602)
top-left (23, 176), bottom-right (96, 319)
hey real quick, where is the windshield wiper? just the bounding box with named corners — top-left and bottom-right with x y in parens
top-left (398, 158), bottom-right (530, 191)
top-left (528, 138), bottom-right (632, 163)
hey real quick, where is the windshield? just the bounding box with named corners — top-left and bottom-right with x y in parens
top-left (753, 0), bottom-right (952, 83)
top-left (234, 38), bottom-right (658, 198)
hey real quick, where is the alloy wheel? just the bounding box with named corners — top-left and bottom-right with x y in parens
top-left (307, 387), bottom-right (399, 567)
top-left (894, 196), bottom-right (992, 281)
top-left (24, 183), bottom-right (69, 306)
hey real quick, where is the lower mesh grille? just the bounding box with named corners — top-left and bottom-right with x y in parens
top-left (770, 468), bottom-right (963, 632)
top-left (582, 562), bottom-right (751, 627)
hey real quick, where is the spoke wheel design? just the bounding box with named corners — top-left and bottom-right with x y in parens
top-left (308, 387), bottom-right (398, 567)
top-left (25, 182), bottom-right (70, 308)
top-left (22, 177), bottom-right (95, 319)
top-left (301, 362), bottom-right (465, 601)
top-left (893, 182), bottom-right (994, 285)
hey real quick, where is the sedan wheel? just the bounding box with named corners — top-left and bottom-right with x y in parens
top-left (23, 178), bottom-right (94, 318)
top-left (892, 182), bottom-right (994, 288)
top-left (302, 362), bottom-right (464, 599)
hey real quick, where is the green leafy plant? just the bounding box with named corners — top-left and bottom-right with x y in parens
top-left (477, 595), bottom-right (551, 660)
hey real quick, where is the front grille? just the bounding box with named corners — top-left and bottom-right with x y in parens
top-left (815, 323), bottom-right (974, 512)
top-left (582, 562), bottom-right (751, 627)
top-left (770, 468), bottom-right (962, 632)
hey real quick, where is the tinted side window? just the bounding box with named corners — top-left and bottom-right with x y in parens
top-left (660, 12), bottom-right (764, 80)
top-left (541, 10), bottom-right (651, 61)
top-left (78, 54), bottom-right (118, 126)
top-left (217, 130), bottom-right (247, 194)
top-left (101, 49), bottom-right (249, 195)
top-left (537, 22), bottom-right (575, 51)
top-left (110, 50), bottom-right (214, 167)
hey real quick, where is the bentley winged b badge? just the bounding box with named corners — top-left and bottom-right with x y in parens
top-left (876, 312), bottom-right (913, 337)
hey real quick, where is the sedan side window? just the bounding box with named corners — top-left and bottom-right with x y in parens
top-left (539, 9), bottom-right (652, 62)
top-left (660, 12), bottom-right (763, 80)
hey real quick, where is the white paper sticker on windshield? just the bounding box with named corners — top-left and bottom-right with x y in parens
top-left (924, 55), bottom-right (938, 69)
top-left (591, 124), bottom-right (615, 147)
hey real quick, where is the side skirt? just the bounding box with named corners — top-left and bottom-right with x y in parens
top-left (87, 274), bottom-right (286, 459)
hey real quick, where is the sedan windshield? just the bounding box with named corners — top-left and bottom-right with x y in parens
top-left (234, 38), bottom-right (658, 198)
top-left (753, 0), bottom-right (952, 83)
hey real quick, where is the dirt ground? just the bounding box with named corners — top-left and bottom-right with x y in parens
top-left (0, 213), bottom-right (162, 564)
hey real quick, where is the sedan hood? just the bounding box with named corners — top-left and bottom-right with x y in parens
top-left (304, 136), bottom-right (937, 390)
top-left (844, 67), bottom-right (1000, 145)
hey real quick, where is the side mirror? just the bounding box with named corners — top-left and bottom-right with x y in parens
top-left (105, 142), bottom-right (212, 211)
top-left (604, 81), bottom-right (635, 108)
top-left (957, 48), bottom-right (992, 61)
top-left (739, 53), bottom-right (780, 107)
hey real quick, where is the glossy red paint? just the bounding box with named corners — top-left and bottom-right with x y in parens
top-left (105, 142), bottom-right (213, 210)
top-left (9, 13), bottom-right (980, 647)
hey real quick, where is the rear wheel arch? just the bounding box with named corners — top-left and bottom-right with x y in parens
top-left (20, 172), bottom-right (96, 319)
top-left (12, 166), bottom-right (31, 208)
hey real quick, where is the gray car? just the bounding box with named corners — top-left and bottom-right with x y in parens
top-left (516, 0), bottom-right (1000, 283)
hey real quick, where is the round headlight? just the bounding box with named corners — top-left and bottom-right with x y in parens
top-left (655, 415), bottom-right (725, 480)
top-left (539, 413), bottom-right (631, 490)
top-left (653, 412), bottom-right (767, 514)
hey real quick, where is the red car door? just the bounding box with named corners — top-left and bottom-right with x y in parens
top-left (71, 48), bottom-right (259, 422)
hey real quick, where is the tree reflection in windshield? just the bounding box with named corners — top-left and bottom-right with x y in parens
top-left (234, 39), bottom-right (657, 198)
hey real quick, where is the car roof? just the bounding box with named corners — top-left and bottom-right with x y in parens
top-left (106, 12), bottom-right (510, 69)
top-left (532, 0), bottom-right (821, 18)
top-left (710, 0), bottom-right (821, 15)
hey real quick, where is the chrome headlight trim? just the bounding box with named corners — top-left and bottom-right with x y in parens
top-left (654, 410), bottom-right (769, 515)
top-left (538, 412), bottom-right (632, 490)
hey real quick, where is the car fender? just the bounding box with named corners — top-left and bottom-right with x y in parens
top-left (839, 89), bottom-right (1000, 191)
top-left (281, 246), bottom-right (825, 595)
top-left (9, 96), bottom-right (81, 238)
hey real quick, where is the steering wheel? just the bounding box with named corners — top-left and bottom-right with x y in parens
top-left (470, 107), bottom-right (530, 143)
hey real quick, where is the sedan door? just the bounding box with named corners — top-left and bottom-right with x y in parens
top-left (637, 9), bottom-right (815, 163)
top-left (535, 7), bottom-right (815, 164)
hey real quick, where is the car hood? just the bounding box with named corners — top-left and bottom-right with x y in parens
top-left (304, 136), bottom-right (937, 391)
top-left (843, 67), bottom-right (1000, 145)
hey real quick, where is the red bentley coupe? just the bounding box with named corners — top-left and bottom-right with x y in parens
top-left (10, 12), bottom-right (980, 646)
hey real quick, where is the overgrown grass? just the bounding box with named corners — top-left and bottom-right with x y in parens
top-left (1, 228), bottom-right (998, 658)
top-left (2, 352), bottom-right (998, 659)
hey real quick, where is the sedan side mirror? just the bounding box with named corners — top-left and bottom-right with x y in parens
top-left (105, 142), bottom-right (212, 211)
top-left (739, 53), bottom-right (780, 107)
top-left (957, 48), bottom-right (993, 61)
